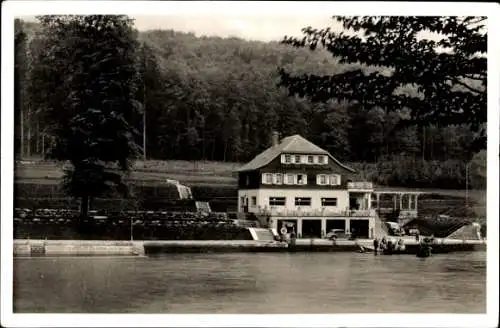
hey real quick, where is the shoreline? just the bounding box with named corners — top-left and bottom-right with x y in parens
top-left (13, 238), bottom-right (486, 257)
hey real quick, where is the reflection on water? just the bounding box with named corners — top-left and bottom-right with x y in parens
top-left (13, 252), bottom-right (486, 313)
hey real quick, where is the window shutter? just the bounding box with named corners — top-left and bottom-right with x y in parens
top-left (303, 175), bottom-right (308, 185)
top-left (316, 174), bottom-right (320, 185)
top-left (261, 173), bottom-right (266, 184)
top-left (330, 174), bottom-right (341, 186)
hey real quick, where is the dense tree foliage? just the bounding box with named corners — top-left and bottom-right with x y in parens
top-left (14, 17), bottom-right (485, 189)
top-left (14, 19), bottom-right (27, 157)
top-left (280, 16), bottom-right (487, 151)
top-left (24, 15), bottom-right (141, 215)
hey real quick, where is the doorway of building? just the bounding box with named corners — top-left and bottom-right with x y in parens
top-left (349, 195), bottom-right (360, 210)
top-left (326, 219), bottom-right (346, 233)
top-left (301, 219), bottom-right (322, 238)
top-left (349, 219), bottom-right (369, 239)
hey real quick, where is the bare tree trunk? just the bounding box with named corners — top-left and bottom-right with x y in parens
top-left (223, 139), bottom-right (228, 162)
top-left (20, 104), bottom-right (24, 158)
top-left (41, 133), bottom-right (45, 156)
top-left (202, 129), bottom-right (206, 160)
top-left (422, 125), bottom-right (426, 161)
top-left (211, 140), bottom-right (216, 161)
top-left (80, 196), bottom-right (90, 217)
top-left (143, 105), bottom-right (146, 161)
top-left (27, 110), bottom-right (31, 158)
top-left (36, 120), bottom-right (40, 154)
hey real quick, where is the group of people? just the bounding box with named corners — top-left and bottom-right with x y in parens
top-left (372, 236), bottom-right (406, 254)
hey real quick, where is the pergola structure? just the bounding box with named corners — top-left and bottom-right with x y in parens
top-left (372, 190), bottom-right (425, 220)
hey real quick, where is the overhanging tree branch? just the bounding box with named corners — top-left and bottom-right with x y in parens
top-left (279, 16), bottom-right (487, 150)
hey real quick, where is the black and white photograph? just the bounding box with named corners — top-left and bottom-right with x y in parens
top-left (1, 1), bottom-right (499, 327)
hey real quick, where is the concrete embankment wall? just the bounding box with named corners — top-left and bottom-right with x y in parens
top-left (14, 238), bottom-right (486, 256)
top-left (14, 240), bottom-right (145, 257)
top-left (143, 238), bottom-right (486, 254)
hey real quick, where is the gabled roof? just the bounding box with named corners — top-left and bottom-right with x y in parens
top-left (237, 134), bottom-right (356, 173)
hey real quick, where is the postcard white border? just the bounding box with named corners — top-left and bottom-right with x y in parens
top-left (2, 2), bottom-right (499, 327)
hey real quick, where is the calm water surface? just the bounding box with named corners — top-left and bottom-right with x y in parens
top-left (13, 252), bottom-right (486, 313)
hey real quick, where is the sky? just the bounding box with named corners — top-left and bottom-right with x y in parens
top-left (21, 14), bottom-right (340, 42)
top-left (12, 1), bottom-right (491, 43)
top-left (132, 15), bottom-right (341, 41)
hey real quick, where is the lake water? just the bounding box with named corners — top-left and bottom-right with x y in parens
top-left (13, 252), bottom-right (486, 313)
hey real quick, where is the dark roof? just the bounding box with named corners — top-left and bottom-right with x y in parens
top-left (237, 134), bottom-right (355, 173)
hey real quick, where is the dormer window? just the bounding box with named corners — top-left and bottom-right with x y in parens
top-left (284, 154), bottom-right (291, 163)
top-left (274, 173), bottom-right (283, 185)
top-left (318, 174), bottom-right (328, 185)
top-left (330, 174), bottom-right (341, 186)
top-left (307, 155), bottom-right (314, 164)
top-left (264, 173), bottom-right (273, 184)
top-left (317, 156), bottom-right (324, 164)
top-left (296, 174), bottom-right (307, 185)
top-left (294, 155), bottom-right (301, 163)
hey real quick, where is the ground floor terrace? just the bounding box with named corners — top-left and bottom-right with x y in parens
top-left (268, 216), bottom-right (376, 239)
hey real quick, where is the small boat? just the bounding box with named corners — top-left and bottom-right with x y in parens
top-left (379, 239), bottom-right (407, 255)
top-left (416, 245), bottom-right (432, 258)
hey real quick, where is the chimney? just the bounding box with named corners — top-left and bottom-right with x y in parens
top-left (271, 131), bottom-right (280, 147)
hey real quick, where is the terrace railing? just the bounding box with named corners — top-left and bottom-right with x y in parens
top-left (347, 182), bottom-right (374, 190)
top-left (255, 207), bottom-right (376, 217)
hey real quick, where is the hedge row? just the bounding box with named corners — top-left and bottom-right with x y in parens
top-left (14, 221), bottom-right (253, 241)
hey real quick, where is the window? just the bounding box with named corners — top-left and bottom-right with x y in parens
top-left (251, 196), bottom-right (257, 206)
top-left (330, 174), bottom-right (341, 186)
top-left (294, 155), bottom-right (301, 163)
top-left (274, 173), bottom-right (283, 185)
top-left (295, 197), bottom-right (312, 206)
top-left (285, 154), bottom-right (291, 163)
top-left (263, 173), bottom-right (273, 184)
top-left (317, 156), bottom-right (324, 164)
top-left (286, 174), bottom-right (295, 185)
top-left (318, 174), bottom-right (328, 185)
top-left (321, 198), bottom-right (338, 206)
top-left (297, 174), bottom-right (306, 185)
top-left (269, 197), bottom-right (286, 206)
top-left (307, 155), bottom-right (314, 164)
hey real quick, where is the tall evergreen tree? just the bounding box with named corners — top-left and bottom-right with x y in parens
top-left (14, 19), bottom-right (27, 158)
top-left (33, 15), bottom-right (141, 216)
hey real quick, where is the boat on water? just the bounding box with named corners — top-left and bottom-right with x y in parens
top-left (416, 244), bottom-right (432, 258)
top-left (366, 237), bottom-right (432, 257)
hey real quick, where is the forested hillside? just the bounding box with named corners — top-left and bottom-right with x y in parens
top-left (14, 19), bottom-right (486, 189)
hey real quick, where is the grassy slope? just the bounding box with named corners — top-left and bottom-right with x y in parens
top-left (14, 159), bottom-right (486, 216)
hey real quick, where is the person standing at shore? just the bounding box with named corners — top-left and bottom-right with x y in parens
top-left (373, 238), bottom-right (379, 255)
top-left (290, 230), bottom-right (297, 246)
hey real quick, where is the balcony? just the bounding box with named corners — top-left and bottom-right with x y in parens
top-left (347, 181), bottom-right (373, 191)
top-left (255, 207), bottom-right (376, 217)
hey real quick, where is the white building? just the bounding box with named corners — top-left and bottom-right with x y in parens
top-left (236, 132), bottom-right (377, 239)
